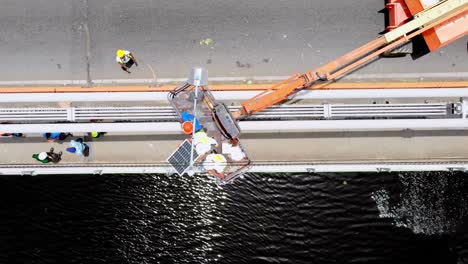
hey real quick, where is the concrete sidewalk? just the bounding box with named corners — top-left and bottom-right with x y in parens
top-left (2, 131), bottom-right (468, 167)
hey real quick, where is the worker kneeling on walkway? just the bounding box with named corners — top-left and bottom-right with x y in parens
top-left (66, 138), bottom-right (90, 157)
top-left (88, 132), bottom-right (105, 139)
top-left (43, 132), bottom-right (73, 143)
top-left (32, 148), bottom-right (62, 163)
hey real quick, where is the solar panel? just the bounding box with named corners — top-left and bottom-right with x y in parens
top-left (167, 139), bottom-right (199, 176)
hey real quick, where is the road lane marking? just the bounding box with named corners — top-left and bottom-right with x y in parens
top-left (0, 72), bottom-right (466, 86)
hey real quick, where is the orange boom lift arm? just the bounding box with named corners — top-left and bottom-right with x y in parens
top-left (234, 0), bottom-right (467, 118)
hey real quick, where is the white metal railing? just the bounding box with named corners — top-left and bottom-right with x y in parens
top-left (74, 106), bottom-right (177, 121)
top-left (0, 102), bottom-right (456, 122)
top-left (0, 107), bottom-right (68, 120)
top-left (242, 103), bottom-right (451, 119)
top-left (328, 103), bottom-right (448, 118)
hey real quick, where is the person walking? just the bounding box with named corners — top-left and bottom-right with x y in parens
top-left (116, 49), bottom-right (138, 73)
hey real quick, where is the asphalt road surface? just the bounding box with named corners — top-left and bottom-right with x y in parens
top-left (0, 0), bottom-right (466, 83)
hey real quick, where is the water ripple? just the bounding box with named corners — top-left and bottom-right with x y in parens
top-left (0, 172), bottom-right (466, 263)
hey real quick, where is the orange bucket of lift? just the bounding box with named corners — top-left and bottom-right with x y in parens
top-left (182, 121), bottom-right (193, 135)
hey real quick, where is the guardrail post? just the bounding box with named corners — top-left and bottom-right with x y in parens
top-left (67, 107), bottom-right (76, 122)
top-left (447, 167), bottom-right (467, 172)
top-left (377, 167), bottom-right (391, 172)
top-left (323, 104), bottom-right (332, 119)
top-left (462, 98), bottom-right (468, 119)
top-left (21, 170), bottom-right (35, 176)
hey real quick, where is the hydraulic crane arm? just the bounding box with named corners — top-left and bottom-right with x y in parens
top-left (235, 0), bottom-right (467, 118)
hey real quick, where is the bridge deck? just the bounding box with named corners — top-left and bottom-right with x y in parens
top-left (2, 131), bottom-right (468, 170)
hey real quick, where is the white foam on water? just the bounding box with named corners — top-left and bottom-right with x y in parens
top-left (372, 172), bottom-right (468, 235)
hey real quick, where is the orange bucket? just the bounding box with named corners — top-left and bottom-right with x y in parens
top-left (182, 121), bottom-right (193, 135)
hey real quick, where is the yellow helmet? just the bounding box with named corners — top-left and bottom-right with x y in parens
top-left (116, 49), bottom-right (125, 57)
top-left (213, 154), bottom-right (226, 163)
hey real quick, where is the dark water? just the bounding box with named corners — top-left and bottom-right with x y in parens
top-left (1, 172), bottom-right (468, 264)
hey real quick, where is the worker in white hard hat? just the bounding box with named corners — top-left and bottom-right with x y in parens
top-left (32, 148), bottom-right (62, 163)
top-left (193, 131), bottom-right (218, 155)
top-left (116, 49), bottom-right (138, 73)
top-left (203, 153), bottom-right (227, 178)
top-left (222, 142), bottom-right (246, 161)
top-left (32, 152), bottom-right (49, 163)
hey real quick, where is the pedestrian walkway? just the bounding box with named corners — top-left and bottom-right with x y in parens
top-left (1, 131), bottom-right (468, 167)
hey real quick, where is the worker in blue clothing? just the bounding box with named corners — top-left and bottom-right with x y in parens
top-left (181, 111), bottom-right (202, 131)
top-left (43, 132), bottom-right (73, 142)
top-left (66, 138), bottom-right (90, 157)
top-left (43, 132), bottom-right (61, 142)
top-left (1, 133), bottom-right (24, 137)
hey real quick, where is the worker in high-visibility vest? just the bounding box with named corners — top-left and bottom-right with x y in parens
top-left (203, 153), bottom-right (227, 175)
top-left (193, 131), bottom-right (218, 155)
top-left (116, 49), bottom-right (138, 73)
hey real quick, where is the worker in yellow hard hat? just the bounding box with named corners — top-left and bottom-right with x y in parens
top-left (116, 49), bottom-right (138, 73)
top-left (88, 132), bottom-right (105, 138)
